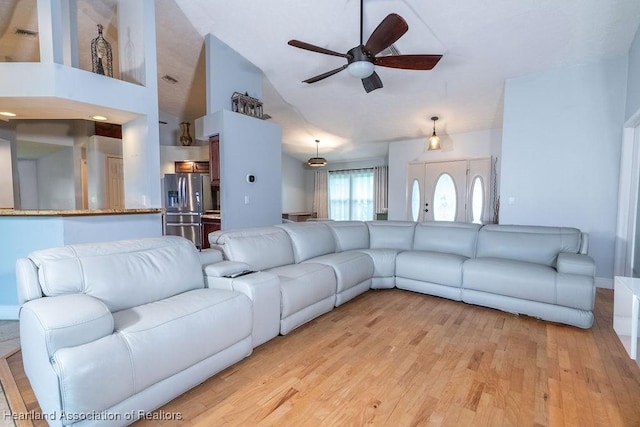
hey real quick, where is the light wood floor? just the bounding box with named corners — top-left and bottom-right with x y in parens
top-left (4, 288), bottom-right (640, 426)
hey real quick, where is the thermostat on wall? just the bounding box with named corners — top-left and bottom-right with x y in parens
top-left (246, 174), bottom-right (256, 183)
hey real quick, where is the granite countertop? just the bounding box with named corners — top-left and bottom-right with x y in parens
top-left (202, 214), bottom-right (221, 220)
top-left (0, 208), bottom-right (163, 217)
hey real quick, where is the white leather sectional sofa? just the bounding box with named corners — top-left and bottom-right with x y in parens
top-left (208, 220), bottom-right (596, 331)
top-left (15, 220), bottom-right (595, 426)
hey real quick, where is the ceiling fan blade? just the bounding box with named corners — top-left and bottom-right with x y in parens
top-left (362, 71), bottom-right (383, 93)
top-left (375, 54), bottom-right (443, 70)
top-left (364, 14), bottom-right (408, 57)
top-left (288, 40), bottom-right (350, 58)
top-left (303, 64), bottom-right (349, 84)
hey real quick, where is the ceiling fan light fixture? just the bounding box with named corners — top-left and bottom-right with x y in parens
top-left (428, 116), bottom-right (441, 151)
top-left (308, 139), bottom-right (328, 167)
top-left (347, 61), bottom-right (375, 78)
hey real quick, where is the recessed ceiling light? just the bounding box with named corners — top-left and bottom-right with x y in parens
top-left (0, 112), bottom-right (16, 117)
top-left (92, 115), bottom-right (108, 121)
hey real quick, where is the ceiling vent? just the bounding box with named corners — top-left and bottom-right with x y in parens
top-left (161, 75), bottom-right (178, 84)
top-left (14, 28), bottom-right (38, 38)
top-left (378, 43), bottom-right (400, 57)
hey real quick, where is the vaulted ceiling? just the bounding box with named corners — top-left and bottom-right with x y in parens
top-left (2, 0), bottom-right (640, 163)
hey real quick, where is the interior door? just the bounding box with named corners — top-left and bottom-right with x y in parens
top-left (424, 160), bottom-right (468, 222)
top-left (106, 156), bottom-right (124, 209)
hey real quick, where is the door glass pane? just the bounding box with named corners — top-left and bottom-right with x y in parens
top-left (433, 173), bottom-right (456, 221)
top-left (471, 176), bottom-right (484, 224)
top-left (411, 179), bottom-right (420, 221)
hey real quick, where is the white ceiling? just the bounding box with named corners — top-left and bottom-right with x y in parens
top-left (1, 0), bottom-right (640, 163)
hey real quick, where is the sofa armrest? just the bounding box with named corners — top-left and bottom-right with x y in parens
top-left (203, 260), bottom-right (252, 280)
top-left (557, 253), bottom-right (595, 276)
top-left (205, 271), bottom-right (280, 348)
top-left (579, 232), bottom-right (589, 255)
top-left (198, 248), bottom-right (223, 267)
top-left (16, 258), bottom-right (43, 305)
top-left (20, 294), bottom-right (114, 357)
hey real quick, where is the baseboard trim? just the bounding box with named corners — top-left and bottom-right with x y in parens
top-left (0, 306), bottom-right (19, 320)
top-left (596, 277), bottom-right (614, 289)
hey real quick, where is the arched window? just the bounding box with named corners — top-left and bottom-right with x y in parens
top-left (433, 173), bottom-right (457, 221)
top-left (411, 179), bottom-right (420, 221)
top-left (470, 176), bottom-right (484, 224)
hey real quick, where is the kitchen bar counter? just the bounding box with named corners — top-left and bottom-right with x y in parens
top-left (0, 210), bottom-right (163, 317)
top-left (0, 208), bottom-right (162, 217)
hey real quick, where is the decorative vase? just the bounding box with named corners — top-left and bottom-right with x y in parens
top-left (179, 122), bottom-right (193, 146)
top-left (91, 24), bottom-right (113, 77)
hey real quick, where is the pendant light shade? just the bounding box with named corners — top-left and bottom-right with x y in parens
top-left (428, 116), bottom-right (441, 150)
top-left (308, 139), bottom-right (327, 167)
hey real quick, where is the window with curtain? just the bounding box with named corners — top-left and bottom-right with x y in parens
top-left (328, 168), bottom-right (374, 221)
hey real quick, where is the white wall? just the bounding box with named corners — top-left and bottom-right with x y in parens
top-left (37, 147), bottom-right (76, 209)
top-left (282, 153), bottom-right (307, 213)
top-left (500, 55), bottom-right (628, 283)
top-left (205, 33), bottom-right (263, 114)
top-left (217, 110), bottom-right (282, 230)
top-left (388, 128), bottom-right (502, 221)
top-left (17, 160), bottom-right (38, 209)
top-left (626, 26), bottom-right (640, 121)
top-left (196, 33), bottom-right (282, 229)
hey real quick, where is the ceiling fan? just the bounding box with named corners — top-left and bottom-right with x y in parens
top-left (288, 0), bottom-right (442, 93)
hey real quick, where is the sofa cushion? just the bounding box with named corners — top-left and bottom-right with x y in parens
top-left (413, 222), bottom-right (481, 258)
top-left (277, 222), bottom-right (336, 262)
top-left (27, 236), bottom-right (205, 312)
top-left (209, 226), bottom-right (295, 270)
top-left (367, 221), bottom-right (416, 250)
top-left (463, 257), bottom-right (557, 304)
top-left (396, 251), bottom-right (467, 287)
top-left (112, 288), bottom-right (252, 392)
top-left (305, 251), bottom-right (374, 295)
top-left (325, 221), bottom-right (370, 251)
top-left (268, 263), bottom-right (337, 318)
top-left (357, 248), bottom-right (401, 278)
top-left (476, 224), bottom-right (582, 267)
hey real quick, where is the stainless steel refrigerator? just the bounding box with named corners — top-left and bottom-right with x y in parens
top-left (163, 173), bottom-right (213, 249)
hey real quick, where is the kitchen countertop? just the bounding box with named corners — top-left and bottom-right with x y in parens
top-left (202, 214), bottom-right (221, 220)
top-left (0, 208), bottom-right (163, 217)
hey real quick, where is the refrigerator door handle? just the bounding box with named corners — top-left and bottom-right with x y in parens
top-left (176, 176), bottom-right (182, 207)
top-left (180, 176), bottom-right (186, 208)
top-left (166, 222), bottom-right (201, 227)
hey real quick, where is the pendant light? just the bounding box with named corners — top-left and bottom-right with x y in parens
top-left (308, 139), bottom-right (327, 167)
top-left (428, 116), bottom-right (441, 150)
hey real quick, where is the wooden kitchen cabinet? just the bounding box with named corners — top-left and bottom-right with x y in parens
top-left (201, 218), bottom-right (221, 249)
top-left (175, 161), bottom-right (209, 173)
top-left (209, 135), bottom-right (220, 186)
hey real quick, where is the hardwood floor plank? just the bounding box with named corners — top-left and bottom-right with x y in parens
top-left (4, 289), bottom-right (640, 426)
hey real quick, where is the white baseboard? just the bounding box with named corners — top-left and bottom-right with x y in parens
top-left (596, 277), bottom-right (614, 289)
top-left (0, 305), bottom-right (19, 320)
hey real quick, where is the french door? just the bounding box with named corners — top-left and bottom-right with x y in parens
top-left (407, 158), bottom-right (492, 223)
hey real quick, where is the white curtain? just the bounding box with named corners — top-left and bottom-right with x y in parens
top-left (374, 166), bottom-right (388, 215)
top-left (313, 170), bottom-right (329, 219)
top-left (328, 169), bottom-right (374, 221)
